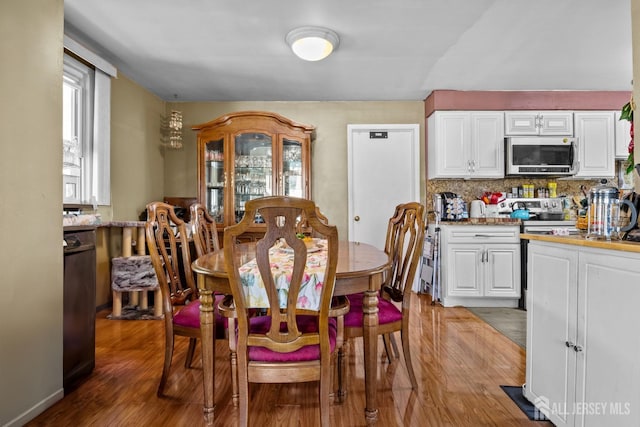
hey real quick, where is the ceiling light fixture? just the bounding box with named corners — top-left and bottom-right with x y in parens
top-left (286, 26), bottom-right (340, 62)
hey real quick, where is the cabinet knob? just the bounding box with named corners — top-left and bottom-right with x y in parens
top-left (354, 216), bottom-right (360, 222)
top-left (574, 345), bottom-right (583, 352)
top-left (565, 341), bottom-right (574, 348)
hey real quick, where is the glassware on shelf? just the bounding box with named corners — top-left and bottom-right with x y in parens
top-left (205, 150), bottom-right (223, 161)
top-left (205, 139), bottom-right (225, 220)
top-left (283, 144), bottom-right (302, 162)
top-left (208, 188), bottom-right (224, 223)
top-left (207, 162), bottom-right (225, 187)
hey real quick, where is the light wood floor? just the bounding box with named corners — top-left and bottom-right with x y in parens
top-left (26, 294), bottom-right (551, 426)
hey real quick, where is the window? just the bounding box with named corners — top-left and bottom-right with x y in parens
top-left (63, 54), bottom-right (93, 204)
top-left (62, 36), bottom-right (116, 206)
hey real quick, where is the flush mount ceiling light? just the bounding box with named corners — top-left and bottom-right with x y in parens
top-left (286, 26), bottom-right (340, 62)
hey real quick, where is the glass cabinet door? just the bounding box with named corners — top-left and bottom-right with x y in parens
top-left (282, 138), bottom-right (303, 198)
top-left (234, 133), bottom-right (273, 223)
top-left (204, 138), bottom-right (225, 223)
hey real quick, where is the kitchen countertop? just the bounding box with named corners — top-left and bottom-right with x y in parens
top-left (521, 233), bottom-right (640, 253)
top-left (439, 218), bottom-right (521, 225)
top-left (100, 221), bottom-right (146, 227)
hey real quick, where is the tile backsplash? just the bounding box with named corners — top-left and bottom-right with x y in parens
top-left (426, 162), bottom-right (631, 216)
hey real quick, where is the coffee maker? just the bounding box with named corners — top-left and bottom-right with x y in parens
top-left (586, 181), bottom-right (638, 241)
top-left (433, 192), bottom-right (467, 221)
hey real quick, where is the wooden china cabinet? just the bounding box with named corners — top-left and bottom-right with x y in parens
top-left (193, 111), bottom-right (315, 240)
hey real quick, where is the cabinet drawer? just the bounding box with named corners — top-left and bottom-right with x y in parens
top-left (443, 226), bottom-right (520, 243)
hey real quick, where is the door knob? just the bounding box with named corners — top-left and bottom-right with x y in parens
top-left (354, 216), bottom-right (360, 221)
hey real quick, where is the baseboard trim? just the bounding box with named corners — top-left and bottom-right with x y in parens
top-left (442, 296), bottom-right (519, 308)
top-left (3, 388), bottom-right (64, 427)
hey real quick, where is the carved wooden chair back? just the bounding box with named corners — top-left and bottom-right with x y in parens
top-left (382, 202), bottom-right (426, 305)
top-left (295, 206), bottom-right (329, 237)
top-left (190, 203), bottom-right (220, 257)
top-left (222, 196), bottom-right (340, 427)
top-left (145, 201), bottom-right (201, 396)
top-left (342, 201), bottom-right (425, 392)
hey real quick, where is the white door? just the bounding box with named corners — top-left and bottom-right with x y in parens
top-left (347, 124), bottom-right (421, 249)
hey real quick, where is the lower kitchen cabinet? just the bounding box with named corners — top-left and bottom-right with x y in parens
top-left (433, 224), bottom-right (520, 307)
top-left (525, 240), bottom-right (640, 426)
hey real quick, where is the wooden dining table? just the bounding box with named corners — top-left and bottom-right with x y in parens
top-left (192, 240), bottom-right (390, 425)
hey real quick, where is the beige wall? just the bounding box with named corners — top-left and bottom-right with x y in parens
top-left (109, 75), bottom-right (166, 221)
top-left (95, 75), bottom-right (166, 307)
top-left (0, 3), bottom-right (166, 423)
top-left (0, 0), bottom-right (64, 425)
top-left (164, 102), bottom-right (425, 237)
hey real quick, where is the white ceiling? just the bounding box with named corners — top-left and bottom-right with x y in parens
top-left (63, 0), bottom-right (633, 102)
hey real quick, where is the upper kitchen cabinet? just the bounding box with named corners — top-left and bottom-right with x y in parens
top-left (615, 110), bottom-right (632, 160)
top-left (193, 111), bottom-right (314, 235)
top-left (428, 111), bottom-right (504, 179)
top-left (573, 111), bottom-right (615, 178)
top-left (505, 111), bottom-right (573, 136)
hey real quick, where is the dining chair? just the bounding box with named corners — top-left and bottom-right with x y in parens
top-left (219, 196), bottom-right (347, 427)
top-left (145, 201), bottom-right (203, 396)
top-left (295, 206), bottom-right (329, 237)
top-left (190, 203), bottom-right (220, 257)
top-left (341, 202), bottom-right (425, 392)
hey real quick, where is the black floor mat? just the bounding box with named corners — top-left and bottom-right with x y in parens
top-left (500, 385), bottom-right (548, 421)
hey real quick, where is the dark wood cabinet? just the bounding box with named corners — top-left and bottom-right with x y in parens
top-left (63, 226), bottom-right (96, 391)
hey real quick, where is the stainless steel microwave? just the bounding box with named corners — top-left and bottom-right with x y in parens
top-left (505, 137), bottom-right (578, 176)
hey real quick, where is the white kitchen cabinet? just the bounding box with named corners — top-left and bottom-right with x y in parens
top-left (573, 111), bottom-right (615, 178)
top-left (505, 111), bottom-right (573, 136)
top-left (615, 110), bottom-right (632, 160)
top-left (427, 111), bottom-right (504, 179)
top-left (525, 242), bottom-right (577, 426)
top-left (434, 224), bottom-right (520, 307)
top-left (525, 240), bottom-right (640, 426)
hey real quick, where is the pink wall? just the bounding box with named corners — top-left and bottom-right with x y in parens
top-left (424, 90), bottom-right (631, 118)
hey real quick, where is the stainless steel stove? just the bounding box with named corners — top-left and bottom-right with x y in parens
top-left (498, 197), bottom-right (577, 309)
top-left (498, 197), bottom-right (577, 233)
top-left (521, 220), bottom-right (578, 234)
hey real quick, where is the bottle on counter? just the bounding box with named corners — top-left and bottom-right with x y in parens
top-left (525, 184), bottom-right (534, 198)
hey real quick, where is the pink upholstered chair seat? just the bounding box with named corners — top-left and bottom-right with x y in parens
top-left (246, 315), bottom-right (338, 362)
top-left (173, 294), bottom-right (227, 338)
top-left (343, 292), bottom-right (402, 328)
